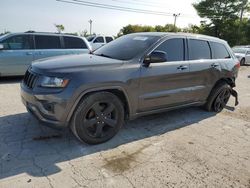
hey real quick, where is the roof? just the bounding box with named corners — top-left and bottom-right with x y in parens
top-left (4, 31), bottom-right (82, 38)
top-left (128, 32), bottom-right (227, 43)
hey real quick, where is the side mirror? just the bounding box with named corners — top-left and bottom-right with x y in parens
top-left (143, 51), bottom-right (167, 67)
top-left (0, 44), bottom-right (4, 50)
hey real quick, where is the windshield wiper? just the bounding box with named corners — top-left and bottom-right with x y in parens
top-left (94, 53), bottom-right (113, 59)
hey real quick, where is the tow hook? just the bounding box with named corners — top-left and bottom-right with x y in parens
top-left (231, 88), bottom-right (239, 106)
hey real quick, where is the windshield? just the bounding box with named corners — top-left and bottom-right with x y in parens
top-left (86, 36), bottom-right (95, 42)
top-left (94, 34), bottom-right (161, 60)
top-left (233, 48), bottom-right (247, 54)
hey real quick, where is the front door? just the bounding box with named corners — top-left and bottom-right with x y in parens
top-left (138, 37), bottom-right (193, 112)
top-left (0, 34), bottom-right (34, 76)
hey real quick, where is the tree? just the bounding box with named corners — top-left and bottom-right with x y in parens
top-left (54, 24), bottom-right (65, 33)
top-left (117, 24), bottom-right (181, 36)
top-left (0, 31), bottom-right (10, 36)
top-left (79, 30), bottom-right (88, 37)
top-left (193, 0), bottom-right (250, 45)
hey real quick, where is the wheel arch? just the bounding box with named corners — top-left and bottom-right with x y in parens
top-left (66, 86), bottom-right (131, 123)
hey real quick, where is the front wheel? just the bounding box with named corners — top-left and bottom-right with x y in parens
top-left (204, 82), bottom-right (231, 112)
top-left (71, 92), bottom-right (124, 144)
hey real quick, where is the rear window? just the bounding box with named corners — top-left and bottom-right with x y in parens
top-left (63, 36), bottom-right (87, 49)
top-left (35, 35), bottom-right (61, 49)
top-left (210, 42), bottom-right (230, 59)
top-left (105, 37), bottom-right (113, 43)
top-left (94, 37), bottom-right (104, 43)
top-left (189, 39), bottom-right (211, 60)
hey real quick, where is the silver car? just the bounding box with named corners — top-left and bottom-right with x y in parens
top-left (232, 46), bottom-right (250, 65)
top-left (0, 32), bottom-right (92, 77)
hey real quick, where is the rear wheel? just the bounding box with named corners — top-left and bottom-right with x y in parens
top-left (204, 82), bottom-right (231, 112)
top-left (71, 92), bottom-right (124, 144)
top-left (240, 58), bottom-right (245, 66)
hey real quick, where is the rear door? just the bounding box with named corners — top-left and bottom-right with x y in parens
top-left (34, 35), bottom-right (65, 60)
top-left (0, 34), bottom-right (34, 76)
top-left (63, 36), bottom-right (89, 54)
top-left (139, 37), bottom-right (193, 112)
top-left (187, 39), bottom-right (223, 101)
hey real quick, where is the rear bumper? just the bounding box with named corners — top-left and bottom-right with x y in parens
top-left (21, 83), bottom-right (69, 129)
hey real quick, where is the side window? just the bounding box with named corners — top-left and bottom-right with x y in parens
top-left (105, 37), bottom-right (113, 43)
top-left (210, 42), bottom-right (230, 59)
top-left (63, 36), bottom-right (87, 49)
top-left (154, 38), bottom-right (184, 62)
top-left (189, 39), bottom-right (211, 60)
top-left (2, 35), bottom-right (32, 50)
top-left (35, 35), bottom-right (61, 49)
top-left (94, 37), bottom-right (104, 43)
top-left (246, 51), bottom-right (250, 55)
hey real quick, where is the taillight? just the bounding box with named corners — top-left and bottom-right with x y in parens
top-left (235, 62), bottom-right (240, 69)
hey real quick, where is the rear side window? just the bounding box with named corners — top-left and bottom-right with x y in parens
top-left (189, 39), bottom-right (211, 60)
top-left (63, 36), bottom-right (87, 49)
top-left (2, 35), bottom-right (33, 50)
top-left (94, 37), bottom-right (104, 43)
top-left (105, 37), bottom-right (113, 43)
top-left (35, 35), bottom-right (61, 49)
top-left (210, 42), bottom-right (230, 59)
top-left (155, 38), bottom-right (184, 62)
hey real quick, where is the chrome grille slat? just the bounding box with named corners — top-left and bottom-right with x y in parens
top-left (23, 70), bottom-right (38, 89)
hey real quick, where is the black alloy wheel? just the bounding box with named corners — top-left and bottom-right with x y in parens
top-left (71, 92), bottom-right (124, 144)
top-left (213, 88), bottom-right (231, 112)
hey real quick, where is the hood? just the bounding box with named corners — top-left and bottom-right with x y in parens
top-left (234, 53), bottom-right (245, 57)
top-left (31, 54), bottom-right (124, 74)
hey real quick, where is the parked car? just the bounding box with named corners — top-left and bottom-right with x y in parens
top-left (232, 46), bottom-right (250, 65)
top-left (21, 32), bottom-right (240, 144)
top-left (0, 32), bottom-right (91, 76)
top-left (87, 35), bottom-right (114, 50)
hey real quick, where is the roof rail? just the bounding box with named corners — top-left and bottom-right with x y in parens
top-left (25, 30), bottom-right (36, 33)
top-left (25, 31), bottom-right (61, 34)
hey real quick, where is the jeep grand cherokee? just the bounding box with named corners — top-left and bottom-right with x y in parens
top-left (21, 32), bottom-right (240, 144)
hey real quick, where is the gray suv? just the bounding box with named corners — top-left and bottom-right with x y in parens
top-left (21, 32), bottom-right (240, 144)
top-left (0, 32), bottom-right (91, 76)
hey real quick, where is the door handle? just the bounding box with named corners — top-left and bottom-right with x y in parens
top-left (26, 52), bottom-right (33, 55)
top-left (211, 63), bottom-right (219, 68)
top-left (177, 65), bottom-right (188, 70)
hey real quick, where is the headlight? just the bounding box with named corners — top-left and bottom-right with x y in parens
top-left (40, 76), bottom-right (69, 88)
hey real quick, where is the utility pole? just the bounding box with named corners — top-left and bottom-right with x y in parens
top-left (88, 19), bottom-right (93, 35)
top-left (173, 13), bottom-right (180, 29)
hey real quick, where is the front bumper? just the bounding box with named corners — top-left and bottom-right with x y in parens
top-left (21, 83), bottom-right (69, 129)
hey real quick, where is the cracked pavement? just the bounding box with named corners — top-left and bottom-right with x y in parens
top-left (0, 67), bottom-right (250, 188)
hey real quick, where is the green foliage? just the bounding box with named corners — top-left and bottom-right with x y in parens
top-left (54, 24), bottom-right (65, 33)
top-left (193, 0), bottom-right (250, 46)
top-left (118, 24), bottom-right (181, 36)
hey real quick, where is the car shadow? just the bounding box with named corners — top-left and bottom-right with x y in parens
top-left (0, 106), bottom-right (216, 179)
top-left (0, 76), bottom-right (23, 84)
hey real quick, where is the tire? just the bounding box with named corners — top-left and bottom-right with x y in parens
top-left (204, 82), bottom-right (231, 112)
top-left (240, 58), bottom-right (245, 66)
top-left (70, 92), bottom-right (124, 144)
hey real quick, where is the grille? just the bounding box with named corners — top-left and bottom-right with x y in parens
top-left (23, 70), bottom-right (38, 89)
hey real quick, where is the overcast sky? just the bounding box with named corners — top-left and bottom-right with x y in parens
top-left (0, 0), bottom-right (201, 36)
